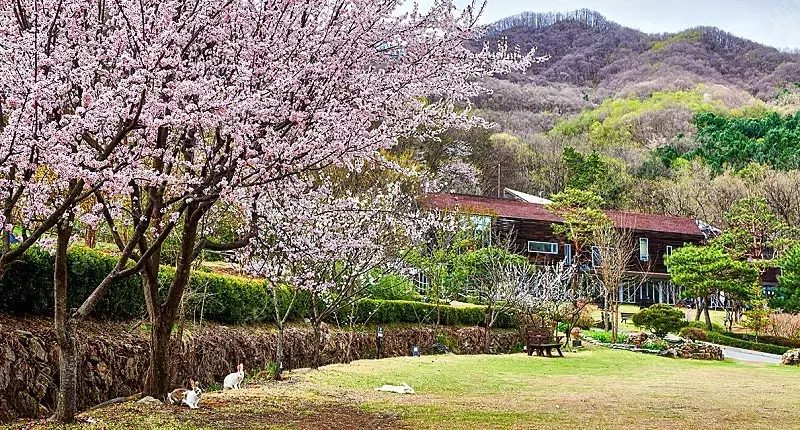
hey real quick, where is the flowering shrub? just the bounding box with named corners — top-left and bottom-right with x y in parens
top-left (768, 313), bottom-right (800, 339)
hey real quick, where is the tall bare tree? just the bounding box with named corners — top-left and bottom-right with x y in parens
top-left (593, 225), bottom-right (650, 343)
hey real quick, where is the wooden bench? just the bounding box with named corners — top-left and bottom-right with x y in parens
top-left (621, 312), bottom-right (636, 323)
top-left (525, 328), bottom-right (564, 357)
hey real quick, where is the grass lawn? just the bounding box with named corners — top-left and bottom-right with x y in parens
top-left (11, 346), bottom-right (800, 430)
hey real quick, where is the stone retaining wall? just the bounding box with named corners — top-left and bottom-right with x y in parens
top-left (0, 315), bottom-right (521, 422)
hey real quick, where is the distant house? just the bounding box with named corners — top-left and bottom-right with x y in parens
top-left (424, 193), bottom-right (707, 306)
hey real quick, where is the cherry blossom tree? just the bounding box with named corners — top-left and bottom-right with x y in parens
top-left (469, 239), bottom-right (535, 353)
top-left (246, 169), bottom-right (427, 369)
top-left (1, 0), bottom-right (538, 418)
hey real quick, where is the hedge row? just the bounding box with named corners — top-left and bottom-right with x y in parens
top-left (721, 332), bottom-right (800, 349)
top-left (685, 320), bottom-right (726, 333)
top-left (0, 247), bottom-right (513, 328)
top-left (345, 299), bottom-right (515, 328)
top-left (705, 331), bottom-right (790, 355)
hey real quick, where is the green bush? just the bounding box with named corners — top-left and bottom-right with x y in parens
top-left (680, 327), bottom-right (709, 341)
top-left (631, 304), bottom-right (687, 337)
top-left (723, 332), bottom-right (800, 349)
top-left (642, 338), bottom-right (670, 351)
top-left (344, 299), bottom-right (515, 328)
top-left (685, 320), bottom-right (726, 332)
top-left (0, 247), bottom-right (510, 328)
top-left (705, 331), bottom-right (790, 355)
top-left (363, 273), bottom-right (421, 301)
top-left (0, 247), bottom-right (144, 318)
top-left (583, 330), bottom-right (629, 344)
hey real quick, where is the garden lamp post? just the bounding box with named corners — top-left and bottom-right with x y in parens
top-left (377, 326), bottom-right (384, 359)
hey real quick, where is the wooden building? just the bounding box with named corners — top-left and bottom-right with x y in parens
top-left (424, 193), bottom-right (707, 306)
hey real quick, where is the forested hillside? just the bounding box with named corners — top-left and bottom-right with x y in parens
top-left (408, 9), bottom-right (800, 233)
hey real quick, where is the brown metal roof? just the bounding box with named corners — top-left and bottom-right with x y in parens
top-left (424, 193), bottom-right (704, 238)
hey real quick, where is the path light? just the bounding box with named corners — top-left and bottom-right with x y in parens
top-left (376, 326), bottom-right (384, 359)
top-left (412, 345), bottom-right (420, 357)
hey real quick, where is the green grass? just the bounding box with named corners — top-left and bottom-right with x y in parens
top-left (10, 347), bottom-right (800, 429)
top-left (306, 347), bottom-right (800, 429)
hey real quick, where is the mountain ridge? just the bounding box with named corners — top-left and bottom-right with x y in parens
top-left (475, 9), bottom-right (800, 100)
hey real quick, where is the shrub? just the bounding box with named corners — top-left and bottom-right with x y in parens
top-left (767, 313), bottom-right (800, 339)
top-left (642, 338), bottom-right (670, 351)
top-left (363, 273), bottom-right (421, 301)
top-left (583, 330), bottom-right (629, 344)
top-left (679, 327), bottom-right (709, 341)
top-left (631, 304), bottom-right (687, 337)
top-left (0, 247), bottom-right (143, 318)
top-left (346, 299), bottom-right (515, 328)
top-left (0, 247), bottom-right (512, 328)
top-left (722, 332), bottom-right (800, 349)
top-left (685, 320), bottom-right (726, 332)
top-left (705, 331), bottom-right (790, 355)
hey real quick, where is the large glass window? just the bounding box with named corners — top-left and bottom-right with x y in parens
top-left (528, 241), bottom-right (558, 254)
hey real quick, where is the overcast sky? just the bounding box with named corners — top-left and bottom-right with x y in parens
top-left (408, 0), bottom-right (800, 49)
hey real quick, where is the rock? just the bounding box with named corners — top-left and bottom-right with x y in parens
top-left (658, 348), bottom-right (676, 358)
top-left (136, 396), bottom-right (163, 406)
top-left (664, 334), bottom-right (684, 344)
top-left (629, 332), bottom-right (648, 348)
top-left (3, 345), bottom-right (14, 362)
top-left (28, 340), bottom-right (46, 362)
top-left (660, 343), bottom-right (723, 360)
top-left (781, 349), bottom-right (800, 366)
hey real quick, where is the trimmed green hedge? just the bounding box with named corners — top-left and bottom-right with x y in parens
top-left (685, 320), bottom-right (726, 333)
top-left (722, 332), bottom-right (800, 349)
top-left (705, 331), bottom-right (790, 355)
top-left (345, 299), bottom-right (514, 328)
top-left (0, 247), bottom-right (512, 328)
top-left (0, 247), bottom-right (144, 318)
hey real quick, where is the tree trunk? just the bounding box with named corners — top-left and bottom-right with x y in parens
top-left (144, 317), bottom-right (172, 399)
top-left (484, 308), bottom-right (492, 354)
top-left (275, 324), bottom-right (284, 380)
top-left (53, 321), bottom-right (78, 423)
top-left (695, 299), bottom-right (703, 321)
top-left (53, 215), bottom-right (78, 423)
top-left (312, 322), bottom-right (323, 370)
top-left (611, 302), bottom-right (619, 344)
top-left (703, 296), bottom-right (713, 331)
top-left (142, 204), bottom-right (204, 397)
top-left (85, 227), bottom-right (97, 248)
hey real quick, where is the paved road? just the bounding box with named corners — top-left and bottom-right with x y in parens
top-left (708, 343), bottom-right (783, 364)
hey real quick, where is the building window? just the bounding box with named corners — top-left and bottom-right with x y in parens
top-left (415, 272), bottom-right (429, 294)
top-left (665, 245), bottom-right (673, 271)
top-left (564, 243), bottom-right (572, 265)
top-left (528, 241), bottom-right (558, 254)
top-left (591, 246), bottom-right (602, 267)
top-left (639, 238), bottom-right (649, 261)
